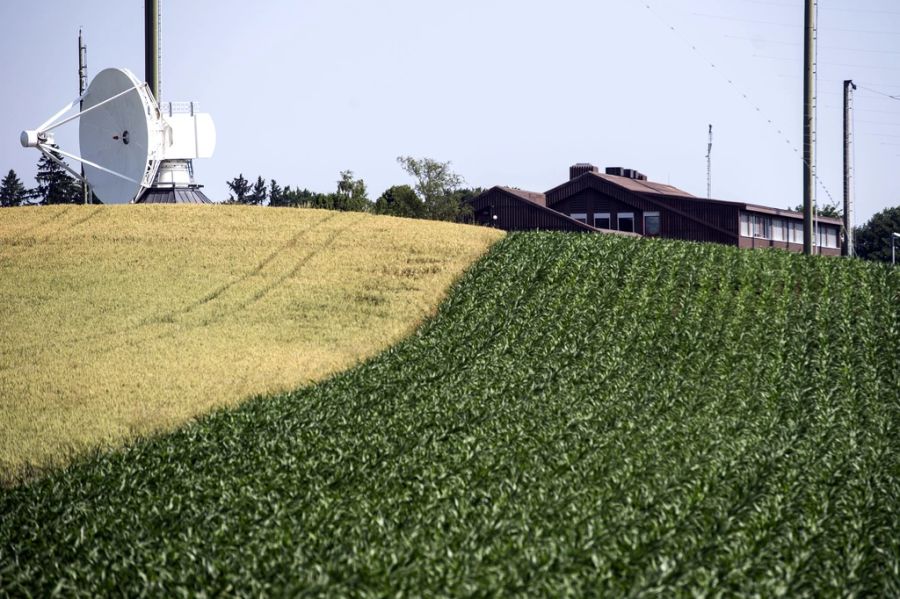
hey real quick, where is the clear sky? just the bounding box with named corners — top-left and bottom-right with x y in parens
top-left (1, 1), bottom-right (898, 224)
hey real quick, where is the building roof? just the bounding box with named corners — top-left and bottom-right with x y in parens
top-left (594, 173), bottom-right (696, 198)
top-left (499, 186), bottom-right (546, 206)
top-left (135, 187), bottom-right (213, 204)
top-left (556, 171), bottom-right (843, 227)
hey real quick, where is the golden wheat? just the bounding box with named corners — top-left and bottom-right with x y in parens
top-left (0, 205), bottom-right (503, 480)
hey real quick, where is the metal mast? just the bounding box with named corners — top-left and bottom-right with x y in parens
top-left (803, 0), bottom-right (816, 255)
top-left (78, 28), bottom-right (89, 204)
top-left (144, 0), bottom-right (159, 101)
top-left (706, 124), bottom-right (713, 199)
top-left (843, 79), bottom-right (856, 257)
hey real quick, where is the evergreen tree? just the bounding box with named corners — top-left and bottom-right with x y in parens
top-left (247, 176), bottom-right (267, 205)
top-left (0, 169), bottom-right (28, 207)
top-left (285, 187), bottom-right (322, 208)
top-left (226, 174), bottom-right (252, 204)
top-left (268, 179), bottom-right (286, 207)
top-left (34, 150), bottom-right (80, 205)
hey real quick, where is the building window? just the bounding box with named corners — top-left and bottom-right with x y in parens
top-left (571, 212), bottom-right (587, 224)
top-left (618, 212), bottom-right (635, 233)
top-left (594, 212), bottom-right (611, 229)
top-left (644, 212), bottom-right (661, 236)
top-left (772, 218), bottom-right (786, 242)
top-left (752, 215), bottom-right (770, 238)
top-left (816, 225), bottom-right (839, 248)
top-left (789, 221), bottom-right (804, 244)
top-left (740, 213), bottom-right (751, 237)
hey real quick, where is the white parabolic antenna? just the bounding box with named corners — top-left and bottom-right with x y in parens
top-left (21, 66), bottom-right (215, 204)
top-left (80, 68), bottom-right (159, 203)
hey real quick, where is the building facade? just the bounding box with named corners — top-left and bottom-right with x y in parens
top-left (471, 164), bottom-right (842, 255)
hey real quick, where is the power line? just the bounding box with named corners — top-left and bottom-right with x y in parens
top-left (636, 0), bottom-right (838, 206)
top-left (726, 35), bottom-right (900, 56)
top-left (854, 118), bottom-right (900, 126)
top-left (725, 0), bottom-right (900, 14)
top-left (821, 105), bottom-right (900, 116)
top-left (858, 85), bottom-right (900, 101)
top-left (752, 54), bottom-right (900, 72)
top-left (693, 12), bottom-right (900, 35)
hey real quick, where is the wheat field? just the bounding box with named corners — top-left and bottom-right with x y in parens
top-left (0, 204), bottom-right (502, 482)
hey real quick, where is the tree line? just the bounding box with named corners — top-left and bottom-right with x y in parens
top-left (3, 151), bottom-right (899, 263)
top-left (225, 156), bottom-right (480, 223)
top-left (1, 148), bottom-right (85, 207)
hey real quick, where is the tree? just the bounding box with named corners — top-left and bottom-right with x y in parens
top-left (247, 176), bottom-right (268, 205)
top-left (268, 179), bottom-right (287, 207)
top-left (226, 173), bottom-right (252, 204)
top-left (790, 203), bottom-right (842, 218)
top-left (285, 187), bottom-right (325, 208)
top-left (332, 170), bottom-right (370, 212)
top-left (396, 156), bottom-right (464, 221)
top-left (0, 169), bottom-right (28, 207)
top-left (854, 206), bottom-right (900, 263)
top-left (34, 150), bottom-right (81, 205)
top-left (445, 187), bottom-right (483, 223)
top-left (373, 185), bottom-right (425, 219)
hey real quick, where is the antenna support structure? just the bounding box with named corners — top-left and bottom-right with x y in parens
top-left (20, 67), bottom-right (215, 204)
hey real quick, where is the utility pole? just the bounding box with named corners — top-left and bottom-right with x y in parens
top-left (78, 28), bottom-right (89, 204)
top-left (803, 0), bottom-right (816, 255)
top-left (144, 0), bottom-right (159, 101)
top-left (843, 79), bottom-right (856, 257)
top-left (706, 124), bottom-right (713, 199)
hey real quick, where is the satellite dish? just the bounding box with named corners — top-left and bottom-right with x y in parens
top-left (79, 68), bottom-right (162, 203)
top-left (21, 67), bottom-right (215, 204)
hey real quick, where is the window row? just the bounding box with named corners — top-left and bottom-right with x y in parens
top-left (739, 213), bottom-right (839, 248)
top-left (571, 211), bottom-right (660, 235)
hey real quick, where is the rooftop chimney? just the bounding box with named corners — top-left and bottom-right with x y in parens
top-left (569, 163), bottom-right (599, 180)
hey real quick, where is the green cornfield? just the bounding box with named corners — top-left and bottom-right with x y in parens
top-left (1, 232), bottom-right (898, 596)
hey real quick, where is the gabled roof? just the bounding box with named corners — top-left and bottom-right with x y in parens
top-left (499, 186), bottom-right (546, 206)
top-left (548, 171), bottom-right (844, 229)
top-left (594, 174), bottom-right (696, 198)
top-left (546, 172), bottom-right (735, 240)
top-left (472, 186), bottom-right (639, 236)
top-left (545, 171), bottom-right (696, 201)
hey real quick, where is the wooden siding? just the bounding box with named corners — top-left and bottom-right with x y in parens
top-left (547, 175), bottom-right (737, 245)
top-left (475, 169), bottom-right (841, 256)
top-left (551, 189), bottom-right (650, 232)
top-left (650, 195), bottom-right (739, 237)
top-left (471, 187), bottom-right (597, 233)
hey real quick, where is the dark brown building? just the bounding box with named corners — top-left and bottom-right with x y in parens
top-left (471, 164), bottom-right (842, 256)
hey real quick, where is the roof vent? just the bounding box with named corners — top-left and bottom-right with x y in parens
top-left (569, 163), bottom-right (599, 180)
top-left (606, 166), bottom-right (647, 181)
